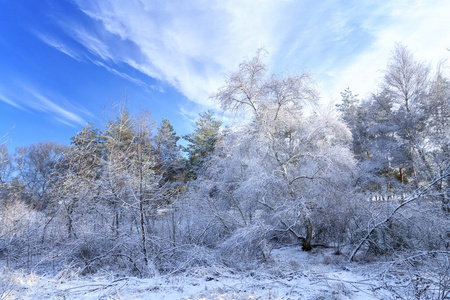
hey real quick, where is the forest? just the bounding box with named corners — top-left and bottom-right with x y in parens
top-left (0, 45), bottom-right (449, 299)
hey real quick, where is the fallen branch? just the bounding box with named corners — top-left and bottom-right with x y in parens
top-left (348, 167), bottom-right (450, 262)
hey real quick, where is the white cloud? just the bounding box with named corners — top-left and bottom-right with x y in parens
top-left (318, 0), bottom-right (450, 101)
top-left (2, 83), bottom-right (89, 127)
top-left (70, 0), bottom-right (291, 107)
top-left (35, 33), bottom-right (84, 61)
top-left (0, 88), bottom-right (24, 110)
top-left (26, 89), bottom-right (86, 126)
top-left (90, 60), bottom-right (156, 91)
top-left (59, 0), bottom-right (450, 108)
top-left (67, 25), bottom-right (115, 62)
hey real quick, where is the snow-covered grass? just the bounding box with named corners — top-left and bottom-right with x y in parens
top-left (1, 247), bottom-right (402, 299)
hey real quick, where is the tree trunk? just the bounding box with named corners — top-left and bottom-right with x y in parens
top-left (67, 205), bottom-right (75, 239)
top-left (443, 171), bottom-right (450, 212)
top-left (68, 216), bottom-right (73, 239)
top-left (138, 146), bottom-right (149, 268)
top-left (139, 195), bottom-right (148, 267)
top-left (302, 218), bottom-right (313, 251)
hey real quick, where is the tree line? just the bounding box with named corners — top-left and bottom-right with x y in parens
top-left (0, 45), bottom-right (448, 276)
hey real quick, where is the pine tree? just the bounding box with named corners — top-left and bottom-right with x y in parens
top-left (154, 118), bottom-right (183, 182)
top-left (70, 123), bottom-right (103, 179)
top-left (101, 102), bottom-right (136, 235)
top-left (104, 103), bottom-right (136, 167)
top-left (183, 111), bottom-right (222, 179)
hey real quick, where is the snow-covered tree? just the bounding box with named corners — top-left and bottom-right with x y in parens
top-left (425, 70), bottom-right (450, 211)
top-left (14, 141), bottom-right (67, 210)
top-left (54, 124), bottom-right (105, 239)
top-left (190, 51), bottom-right (356, 254)
top-left (70, 123), bottom-right (104, 179)
top-left (0, 144), bottom-right (12, 184)
top-left (383, 44), bottom-right (431, 186)
top-left (154, 118), bottom-right (183, 183)
top-left (341, 46), bottom-right (449, 201)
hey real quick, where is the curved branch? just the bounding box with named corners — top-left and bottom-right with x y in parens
top-left (348, 168), bottom-right (450, 262)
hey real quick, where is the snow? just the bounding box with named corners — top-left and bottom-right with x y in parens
top-left (1, 247), bottom-right (395, 299)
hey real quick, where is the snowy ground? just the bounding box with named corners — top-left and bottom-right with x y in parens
top-left (0, 247), bottom-right (408, 299)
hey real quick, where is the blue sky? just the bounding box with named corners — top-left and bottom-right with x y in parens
top-left (1, 0), bottom-right (449, 150)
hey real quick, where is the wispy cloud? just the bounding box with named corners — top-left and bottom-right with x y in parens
top-left (317, 0), bottom-right (450, 100)
top-left (25, 88), bottom-right (86, 126)
top-left (0, 87), bottom-right (24, 110)
top-left (69, 26), bottom-right (114, 62)
top-left (51, 0), bottom-right (450, 108)
top-left (1, 83), bottom-right (89, 127)
top-left (64, 0), bottom-right (291, 107)
top-left (35, 32), bottom-right (84, 61)
top-left (34, 28), bottom-right (156, 92)
top-left (90, 60), bottom-right (156, 91)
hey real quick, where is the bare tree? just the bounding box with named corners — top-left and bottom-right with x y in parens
top-left (201, 51), bottom-right (356, 253)
top-left (384, 44), bottom-right (432, 184)
top-left (0, 145), bottom-right (12, 185)
top-left (56, 124), bottom-right (103, 239)
top-left (132, 111), bottom-right (156, 269)
top-left (14, 142), bottom-right (66, 210)
top-left (384, 44), bottom-right (429, 113)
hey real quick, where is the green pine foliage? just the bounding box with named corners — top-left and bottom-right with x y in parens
top-left (183, 110), bottom-right (222, 179)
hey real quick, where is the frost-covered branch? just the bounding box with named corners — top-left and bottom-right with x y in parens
top-left (348, 166), bottom-right (450, 262)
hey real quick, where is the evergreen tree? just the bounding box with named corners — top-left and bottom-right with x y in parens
top-left (103, 103), bottom-right (136, 167)
top-left (154, 118), bottom-right (183, 182)
top-left (336, 88), bottom-right (369, 161)
top-left (101, 102), bottom-right (136, 235)
top-left (70, 123), bottom-right (104, 179)
top-left (183, 111), bottom-right (222, 179)
top-left (426, 72), bottom-right (450, 211)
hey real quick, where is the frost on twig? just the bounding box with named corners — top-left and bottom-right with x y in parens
top-left (380, 251), bottom-right (450, 299)
top-left (348, 166), bottom-right (450, 262)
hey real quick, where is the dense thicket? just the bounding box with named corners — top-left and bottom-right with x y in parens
top-left (0, 46), bottom-right (448, 280)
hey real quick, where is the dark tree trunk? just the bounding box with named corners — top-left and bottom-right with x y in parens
top-left (302, 218), bottom-right (313, 251)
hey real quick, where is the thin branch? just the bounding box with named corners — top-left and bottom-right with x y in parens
top-left (348, 168), bottom-right (450, 262)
